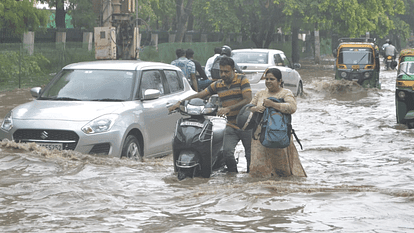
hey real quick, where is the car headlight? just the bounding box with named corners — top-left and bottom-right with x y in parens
top-left (341, 72), bottom-right (347, 78)
top-left (364, 72), bottom-right (370, 78)
top-left (398, 90), bottom-right (406, 100)
top-left (81, 114), bottom-right (119, 134)
top-left (1, 111), bottom-right (13, 132)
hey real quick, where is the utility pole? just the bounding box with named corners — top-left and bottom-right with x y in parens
top-left (94, 0), bottom-right (140, 60)
top-left (135, 0), bottom-right (140, 59)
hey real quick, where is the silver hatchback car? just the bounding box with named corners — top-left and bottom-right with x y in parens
top-left (232, 49), bottom-right (303, 96)
top-left (0, 60), bottom-right (196, 159)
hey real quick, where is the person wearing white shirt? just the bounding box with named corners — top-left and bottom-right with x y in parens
top-left (205, 47), bottom-right (222, 79)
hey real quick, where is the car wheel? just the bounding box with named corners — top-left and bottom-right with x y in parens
top-left (121, 135), bottom-right (142, 160)
top-left (297, 81), bottom-right (303, 97)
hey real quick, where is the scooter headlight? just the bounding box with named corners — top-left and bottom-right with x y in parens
top-left (341, 72), bottom-right (347, 78)
top-left (186, 104), bottom-right (204, 115)
top-left (1, 111), bottom-right (13, 132)
top-left (364, 72), bottom-right (370, 78)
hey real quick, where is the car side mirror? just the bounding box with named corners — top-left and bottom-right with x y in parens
top-left (333, 49), bottom-right (337, 57)
top-left (293, 63), bottom-right (301, 69)
top-left (30, 87), bottom-right (42, 98)
top-left (143, 89), bottom-right (161, 100)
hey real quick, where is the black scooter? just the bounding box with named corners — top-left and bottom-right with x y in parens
top-left (171, 97), bottom-right (226, 180)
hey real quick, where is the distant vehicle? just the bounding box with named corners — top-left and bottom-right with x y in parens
top-left (232, 49), bottom-right (303, 96)
top-left (395, 48), bottom-right (414, 128)
top-left (0, 60), bottom-right (197, 159)
top-left (333, 38), bottom-right (381, 88)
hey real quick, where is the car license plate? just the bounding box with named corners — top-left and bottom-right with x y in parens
top-left (37, 143), bottom-right (63, 151)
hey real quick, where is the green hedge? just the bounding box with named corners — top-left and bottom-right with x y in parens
top-left (0, 39), bottom-right (329, 92)
top-left (0, 42), bottom-right (95, 92)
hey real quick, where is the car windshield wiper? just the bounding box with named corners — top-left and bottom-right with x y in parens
top-left (400, 69), bottom-right (414, 80)
top-left (38, 97), bottom-right (82, 101)
top-left (90, 98), bottom-right (125, 102)
top-left (357, 53), bottom-right (368, 64)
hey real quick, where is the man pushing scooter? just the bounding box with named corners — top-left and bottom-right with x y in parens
top-left (169, 57), bottom-right (253, 173)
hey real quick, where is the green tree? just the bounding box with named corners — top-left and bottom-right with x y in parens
top-left (192, 0), bottom-right (241, 34)
top-left (40, 0), bottom-right (66, 28)
top-left (174, 0), bottom-right (194, 42)
top-left (290, 0), bottom-right (406, 37)
top-left (67, 0), bottom-right (96, 30)
top-left (281, 0), bottom-right (406, 61)
top-left (0, 0), bottom-right (48, 35)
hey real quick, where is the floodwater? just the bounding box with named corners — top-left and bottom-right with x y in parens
top-left (1, 62), bottom-right (414, 232)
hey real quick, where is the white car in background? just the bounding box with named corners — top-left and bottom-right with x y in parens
top-left (232, 49), bottom-right (303, 96)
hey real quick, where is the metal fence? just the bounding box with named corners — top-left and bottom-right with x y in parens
top-left (0, 33), bottom-right (333, 91)
top-left (0, 42), bottom-right (95, 91)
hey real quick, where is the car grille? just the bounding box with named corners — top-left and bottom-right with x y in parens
top-left (13, 129), bottom-right (79, 150)
top-left (89, 143), bottom-right (110, 155)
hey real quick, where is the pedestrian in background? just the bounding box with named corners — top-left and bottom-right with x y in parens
top-left (205, 47), bottom-right (222, 79)
top-left (171, 48), bottom-right (198, 92)
top-left (186, 49), bottom-right (212, 91)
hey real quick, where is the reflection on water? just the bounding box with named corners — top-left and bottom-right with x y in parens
top-left (1, 63), bottom-right (414, 232)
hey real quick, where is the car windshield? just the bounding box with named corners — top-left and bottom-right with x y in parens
top-left (40, 69), bottom-right (135, 101)
top-left (232, 52), bottom-right (268, 64)
top-left (398, 62), bottom-right (414, 80)
top-left (339, 48), bottom-right (374, 65)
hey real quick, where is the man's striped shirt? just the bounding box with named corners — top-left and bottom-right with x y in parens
top-left (204, 74), bottom-right (252, 129)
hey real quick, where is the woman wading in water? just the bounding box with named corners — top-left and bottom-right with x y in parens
top-left (249, 68), bottom-right (307, 178)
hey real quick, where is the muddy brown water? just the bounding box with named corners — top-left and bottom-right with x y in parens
top-left (1, 61), bottom-right (414, 232)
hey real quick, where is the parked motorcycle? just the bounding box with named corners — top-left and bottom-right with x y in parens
top-left (171, 97), bottom-right (226, 180)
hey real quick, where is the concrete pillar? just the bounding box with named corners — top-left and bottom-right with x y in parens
top-left (314, 30), bottom-right (320, 64)
top-left (131, 27), bottom-right (140, 59)
top-left (23, 31), bottom-right (35, 55)
top-left (151, 33), bottom-right (158, 49)
top-left (237, 35), bottom-right (242, 43)
top-left (56, 31), bottom-right (66, 50)
top-left (168, 33), bottom-right (176, 43)
top-left (83, 32), bottom-right (93, 51)
top-left (185, 34), bottom-right (192, 43)
top-left (201, 34), bottom-right (208, 42)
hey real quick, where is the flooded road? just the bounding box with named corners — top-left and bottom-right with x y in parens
top-left (1, 62), bottom-right (414, 232)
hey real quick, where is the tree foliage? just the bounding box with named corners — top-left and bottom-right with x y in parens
top-left (67, 0), bottom-right (96, 30)
top-left (0, 0), bottom-right (48, 35)
top-left (40, 0), bottom-right (66, 28)
top-left (286, 0), bottom-right (407, 38)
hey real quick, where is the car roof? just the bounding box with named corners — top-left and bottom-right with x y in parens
top-left (232, 48), bottom-right (284, 54)
top-left (63, 60), bottom-right (180, 71)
